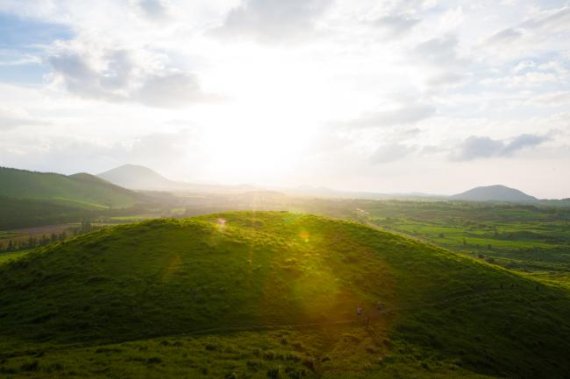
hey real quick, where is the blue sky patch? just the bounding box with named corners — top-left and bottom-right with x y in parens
top-left (0, 13), bottom-right (73, 85)
top-left (0, 12), bottom-right (73, 49)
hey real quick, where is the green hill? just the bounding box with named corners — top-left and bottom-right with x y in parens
top-left (0, 196), bottom-right (95, 230)
top-left (0, 167), bottom-right (139, 210)
top-left (1, 212), bottom-right (569, 378)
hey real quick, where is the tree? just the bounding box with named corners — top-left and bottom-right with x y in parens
top-left (80, 219), bottom-right (92, 233)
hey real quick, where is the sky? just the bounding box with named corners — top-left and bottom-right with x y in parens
top-left (0, 0), bottom-right (569, 198)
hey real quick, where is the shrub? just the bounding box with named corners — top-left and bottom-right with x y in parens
top-left (246, 360), bottom-right (262, 370)
top-left (285, 367), bottom-right (306, 378)
top-left (146, 357), bottom-right (162, 364)
top-left (267, 367), bottom-right (280, 378)
top-left (263, 351), bottom-right (276, 360)
top-left (20, 360), bottom-right (39, 372)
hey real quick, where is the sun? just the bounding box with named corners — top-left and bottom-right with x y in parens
top-left (195, 51), bottom-right (326, 183)
top-left (200, 105), bottom-right (317, 183)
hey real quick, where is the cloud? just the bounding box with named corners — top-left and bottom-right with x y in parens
top-left (0, 109), bottom-right (46, 130)
top-left (48, 44), bottom-right (213, 108)
top-left (410, 34), bottom-right (469, 88)
top-left (335, 103), bottom-right (435, 129)
top-left (532, 91), bottom-right (570, 106)
top-left (135, 0), bottom-right (171, 22)
top-left (413, 35), bottom-right (459, 66)
top-left (374, 15), bottom-right (420, 37)
top-left (135, 72), bottom-right (212, 108)
top-left (453, 134), bottom-right (549, 161)
top-left (213, 0), bottom-right (333, 43)
top-left (487, 28), bottom-right (523, 45)
top-left (0, 129), bottom-right (198, 176)
top-left (521, 6), bottom-right (570, 33)
top-left (485, 6), bottom-right (570, 49)
top-left (371, 143), bottom-right (415, 164)
top-left (48, 48), bottom-right (130, 101)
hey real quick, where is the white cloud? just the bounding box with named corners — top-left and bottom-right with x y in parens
top-left (213, 0), bottom-right (333, 43)
top-left (482, 5), bottom-right (570, 60)
top-left (371, 143), bottom-right (415, 164)
top-left (413, 35), bottom-right (460, 65)
top-left (0, 108), bottom-right (47, 130)
top-left (135, 0), bottom-right (171, 21)
top-left (374, 15), bottom-right (420, 37)
top-left (47, 42), bottom-right (214, 108)
top-left (452, 134), bottom-right (550, 161)
top-left (335, 102), bottom-right (435, 129)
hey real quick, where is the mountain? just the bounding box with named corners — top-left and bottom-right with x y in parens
top-left (0, 166), bottom-right (139, 209)
top-left (1, 211), bottom-right (569, 378)
top-left (98, 164), bottom-right (262, 193)
top-left (451, 185), bottom-right (538, 203)
top-left (97, 164), bottom-right (180, 191)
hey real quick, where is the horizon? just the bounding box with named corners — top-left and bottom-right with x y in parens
top-left (1, 1), bottom-right (570, 198)
top-left (3, 163), bottom-right (564, 200)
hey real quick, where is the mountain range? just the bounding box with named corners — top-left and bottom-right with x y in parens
top-left (97, 164), bottom-right (556, 204)
top-left (1, 164), bottom-right (567, 206)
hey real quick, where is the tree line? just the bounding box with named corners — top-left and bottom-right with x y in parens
top-left (0, 220), bottom-right (94, 253)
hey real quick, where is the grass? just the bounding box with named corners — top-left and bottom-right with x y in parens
top-left (0, 250), bottom-right (29, 265)
top-left (1, 211), bottom-right (570, 378)
top-left (0, 329), bottom-right (493, 379)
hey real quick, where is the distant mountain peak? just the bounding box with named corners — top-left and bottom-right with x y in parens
top-left (102, 164), bottom-right (164, 175)
top-left (451, 184), bottom-right (538, 203)
top-left (98, 164), bottom-right (175, 191)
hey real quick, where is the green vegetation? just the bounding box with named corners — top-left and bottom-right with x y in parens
top-left (0, 167), bottom-right (140, 210)
top-left (0, 196), bottom-right (97, 230)
top-left (0, 250), bottom-right (29, 265)
top-left (1, 211), bottom-right (569, 378)
top-left (346, 201), bottom-right (570, 281)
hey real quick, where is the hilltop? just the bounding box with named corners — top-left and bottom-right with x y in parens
top-left (1, 212), bottom-right (569, 378)
top-left (451, 185), bottom-right (538, 203)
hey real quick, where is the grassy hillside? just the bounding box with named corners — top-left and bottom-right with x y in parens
top-left (0, 167), bottom-right (139, 209)
top-left (1, 212), bottom-right (569, 378)
top-left (0, 196), bottom-right (97, 230)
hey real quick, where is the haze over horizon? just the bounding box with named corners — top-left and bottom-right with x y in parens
top-left (1, 0), bottom-right (569, 198)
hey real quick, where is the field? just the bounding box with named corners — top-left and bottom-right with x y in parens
top-left (1, 212), bottom-right (570, 378)
top-left (349, 201), bottom-right (570, 286)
